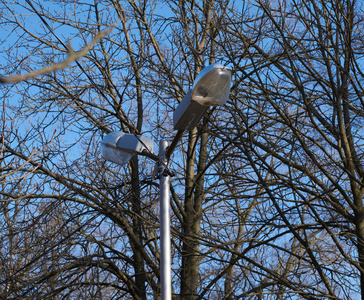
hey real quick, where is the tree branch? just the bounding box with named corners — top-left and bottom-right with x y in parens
top-left (0, 26), bottom-right (114, 84)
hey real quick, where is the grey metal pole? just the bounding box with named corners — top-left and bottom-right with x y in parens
top-left (159, 140), bottom-right (172, 300)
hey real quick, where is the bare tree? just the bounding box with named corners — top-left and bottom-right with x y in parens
top-left (215, 0), bottom-right (364, 298)
top-left (1, 0), bottom-right (364, 299)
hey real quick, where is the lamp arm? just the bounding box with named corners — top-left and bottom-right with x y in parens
top-left (140, 149), bottom-right (159, 162)
top-left (166, 129), bottom-right (184, 160)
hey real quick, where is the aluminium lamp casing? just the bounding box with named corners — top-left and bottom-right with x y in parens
top-left (100, 131), bottom-right (154, 165)
top-left (173, 89), bottom-right (208, 131)
top-left (173, 63), bottom-right (232, 131)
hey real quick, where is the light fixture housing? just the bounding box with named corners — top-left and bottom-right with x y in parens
top-left (173, 63), bottom-right (232, 130)
top-left (100, 132), bottom-right (154, 165)
top-left (173, 89), bottom-right (208, 131)
top-left (191, 63), bottom-right (232, 106)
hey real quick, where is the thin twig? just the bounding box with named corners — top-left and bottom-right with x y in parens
top-left (0, 129), bottom-right (56, 182)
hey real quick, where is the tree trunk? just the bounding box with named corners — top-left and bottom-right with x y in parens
top-left (181, 128), bottom-right (199, 299)
top-left (130, 156), bottom-right (147, 300)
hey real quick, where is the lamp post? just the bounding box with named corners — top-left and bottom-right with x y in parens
top-left (100, 63), bottom-right (232, 300)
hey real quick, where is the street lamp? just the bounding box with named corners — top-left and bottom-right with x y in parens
top-left (101, 131), bottom-right (156, 165)
top-left (100, 63), bottom-right (232, 300)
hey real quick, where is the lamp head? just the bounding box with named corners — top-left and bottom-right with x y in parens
top-left (191, 63), bottom-right (232, 106)
top-left (101, 132), bottom-right (154, 165)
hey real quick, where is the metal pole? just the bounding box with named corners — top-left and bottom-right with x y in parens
top-left (159, 140), bottom-right (172, 300)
